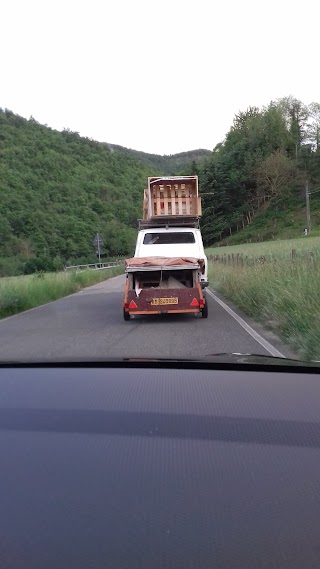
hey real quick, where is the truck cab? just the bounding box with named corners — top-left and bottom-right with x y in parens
top-left (134, 226), bottom-right (208, 287)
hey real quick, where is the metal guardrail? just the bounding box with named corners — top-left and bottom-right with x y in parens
top-left (64, 261), bottom-right (122, 273)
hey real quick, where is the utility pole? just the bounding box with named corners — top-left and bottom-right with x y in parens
top-left (306, 180), bottom-right (311, 234)
top-left (97, 234), bottom-right (101, 265)
top-left (305, 184), bottom-right (320, 235)
top-left (93, 233), bottom-right (104, 266)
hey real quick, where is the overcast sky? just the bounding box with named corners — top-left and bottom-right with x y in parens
top-left (1, 0), bottom-right (319, 155)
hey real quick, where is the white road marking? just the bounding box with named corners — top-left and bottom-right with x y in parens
top-left (206, 288), bottom-right (285, 358)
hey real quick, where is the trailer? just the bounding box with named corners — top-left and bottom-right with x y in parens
top-left (122, 256), bottom-right (208, 320)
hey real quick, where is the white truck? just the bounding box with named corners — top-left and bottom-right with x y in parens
top-left (123, 176), bottom-right (208, 320)
top-left (134, 224), bottom-right (208, 288)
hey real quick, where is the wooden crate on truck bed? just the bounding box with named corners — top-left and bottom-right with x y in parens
top-left (143, 176), bottom-right (202, 220)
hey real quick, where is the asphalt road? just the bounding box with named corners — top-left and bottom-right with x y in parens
top-left (0, 274), bottom-right (295, 361)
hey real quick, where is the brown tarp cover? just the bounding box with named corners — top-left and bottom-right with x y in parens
top-left (125, 256), bottom-right (201, 269)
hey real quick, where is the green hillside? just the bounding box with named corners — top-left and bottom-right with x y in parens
top-left (217, 194), bottom-right (320, 247)
top-left (0, 109), bottom-right (209, 275)
top-left (0, 109), bottom-right (154, 272)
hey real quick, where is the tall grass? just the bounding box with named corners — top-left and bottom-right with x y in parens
top-left (208, 259), bottom-right (320, 361)
top-left (206, 235), bottom-right (320, 261)
top-left (0, 266), bottom-right (123, 318)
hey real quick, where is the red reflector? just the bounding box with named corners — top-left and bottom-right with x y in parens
top-left (129, 300), bottom-right (137, 309)
top-left (190, 298), bottom-right (199, 307)
top-left (199, 299), bottom-right (205, 308)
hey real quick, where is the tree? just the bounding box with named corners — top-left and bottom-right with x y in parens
top-left (276, 96), bottom-right (309, 158)
top-left (262, 103), bottom-right (291, 153)
top-left (191, 160), bottom-right (198, 175)
top-left (256, 150), bottom-right (296, 202)
top-left (308, 102), bottom-right (320, 150)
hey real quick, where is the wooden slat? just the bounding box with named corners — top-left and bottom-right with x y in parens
top-left (177, 187), bottom-right (183, 215)
top-left (197, 196), bottom-right (202, 216)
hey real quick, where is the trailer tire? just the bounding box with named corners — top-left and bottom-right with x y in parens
top-left (123, 309), bottom-right (130, 321)
top-left (201, 301), bottom-right (208, 318)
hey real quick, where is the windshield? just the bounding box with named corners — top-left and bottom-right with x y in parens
top-left (143, 233), bottom-right (195, 245)
top-left (0, 1), bottom-right (318, 363)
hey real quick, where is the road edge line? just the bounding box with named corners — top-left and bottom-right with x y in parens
top-left (206, 288), bottom-right (285, 358)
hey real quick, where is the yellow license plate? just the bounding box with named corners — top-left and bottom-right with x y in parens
top-left (150, 297), bottom-right (179, 306)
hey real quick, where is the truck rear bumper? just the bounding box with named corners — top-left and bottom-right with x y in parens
top-left (126, 308), bottom-right (200, 316)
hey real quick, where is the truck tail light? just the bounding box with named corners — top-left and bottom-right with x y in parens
top-left (129, 300), bottom-right (137, 309)
top-left (190, 298), bottom-right (199, 307)
top-left (199, 298), bottom-right (205, 309)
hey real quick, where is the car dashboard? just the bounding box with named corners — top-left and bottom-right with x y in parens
top-left (0, 360), bottom-right (319, 569)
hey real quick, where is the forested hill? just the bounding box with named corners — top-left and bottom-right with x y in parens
top-left (107, 145), bottom-right (211, 174)
top-left (0, 109), bottom-right (208, 274)
top-left (200, 97), bottom-right (320, 245)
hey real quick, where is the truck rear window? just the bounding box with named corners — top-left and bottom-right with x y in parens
top-left (143, 232), bottom-right (196, 245)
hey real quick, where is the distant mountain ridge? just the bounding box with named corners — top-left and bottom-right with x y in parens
top-left (106, 144), bottom-right (212, 174)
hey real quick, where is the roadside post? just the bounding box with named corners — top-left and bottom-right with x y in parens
top-left (93, 233), bottom-right (104, 266)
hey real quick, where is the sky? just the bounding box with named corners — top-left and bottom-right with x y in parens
top-left (1, 0), bottom-right (319, 155)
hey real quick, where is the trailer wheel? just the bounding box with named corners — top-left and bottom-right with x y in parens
top-left (123, 309), bottom-right (130, 321)
top-left (201, 301), bottom-right (208, 318)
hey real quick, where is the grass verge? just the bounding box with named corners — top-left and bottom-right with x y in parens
top-left (208, 259), bottom-right (320, 361)
top-left (206, 235), bottom-right (320, 260)
top-left (0, 266), bottom-right (124, 319)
